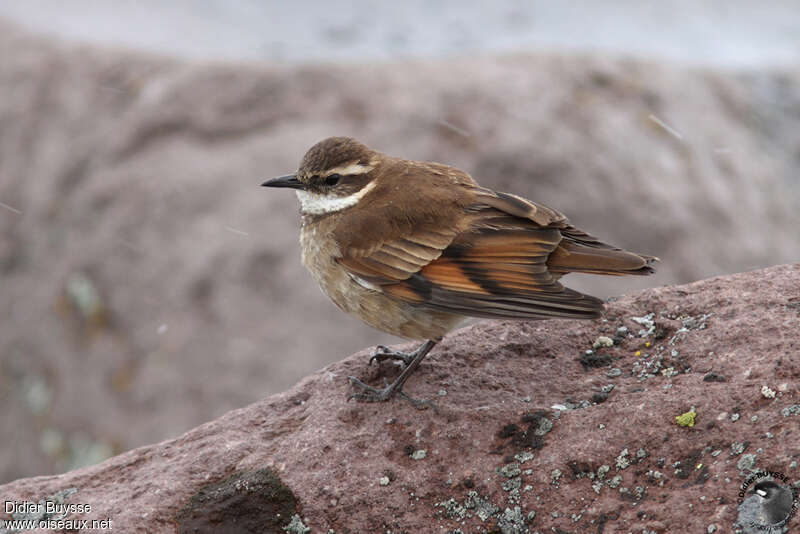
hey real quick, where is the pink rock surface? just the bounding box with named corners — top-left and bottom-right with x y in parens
top-left (1, 264), bottom-right (798, 533)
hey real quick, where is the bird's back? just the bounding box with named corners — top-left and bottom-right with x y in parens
top-left (332, 160), bottom-right (657, 323)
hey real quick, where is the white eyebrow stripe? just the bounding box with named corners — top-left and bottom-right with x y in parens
top-left (322, 162), bottom-right (374, 177)
top-left (295, 179), bottom-right (377, 215)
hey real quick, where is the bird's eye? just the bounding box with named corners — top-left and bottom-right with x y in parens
top-left (325, 174), bottom-right (341, 186)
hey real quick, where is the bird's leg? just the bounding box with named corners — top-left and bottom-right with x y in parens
top-left (349, 340), bottom-right (437, 409)
top-left (369, 344), bottom-right (416, 366)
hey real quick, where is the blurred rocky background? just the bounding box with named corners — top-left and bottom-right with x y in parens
top-left (1, 1), bottom-right (799, 483)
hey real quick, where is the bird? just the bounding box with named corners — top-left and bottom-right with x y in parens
top-left (262, 137), bottom-right (657, 407)
top-left (749, 480), bottom-right (795, 527)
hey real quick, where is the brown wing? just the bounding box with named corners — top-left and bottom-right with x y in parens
top-left (337, 226), bottom-right (457, 287)
top-left (338, 187), bottom-right (609, 320)
top-left (470, 187), bottom-right (657, 276)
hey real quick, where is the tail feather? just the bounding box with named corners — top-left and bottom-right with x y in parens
top-left (547, 242), bottom-right (658, 276)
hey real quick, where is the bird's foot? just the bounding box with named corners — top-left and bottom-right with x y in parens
top-left (347, 376), bottom-right (437, 411)
top-left (369, 345), bottom-right (415, 366)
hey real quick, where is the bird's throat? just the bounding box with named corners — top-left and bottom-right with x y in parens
top-left (295, 180), bottom-right (377, 215)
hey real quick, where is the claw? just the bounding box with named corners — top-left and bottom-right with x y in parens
top-left (396, 390), bottom-right (439, 412)
top-left (347, 376), bottom-right (393, 402)
top-left (347, 376), bottom-right (437, 411)
top-left (369, 345), bottom-right (415, 366)
top-left (347, 339), bottom-right (439, 410)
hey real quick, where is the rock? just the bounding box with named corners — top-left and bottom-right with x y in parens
top-left (2, 19), bottom-right (800, 483)
top-left (0, 264), bottom-right (798, 533)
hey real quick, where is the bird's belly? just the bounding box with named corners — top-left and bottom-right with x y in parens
top-left (300, 228), bottom-right (463, 340)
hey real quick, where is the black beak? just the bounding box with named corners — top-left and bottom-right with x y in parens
top-left (261, 174), bottom-right (305, 190)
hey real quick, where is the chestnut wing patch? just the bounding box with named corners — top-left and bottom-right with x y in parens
top-left (337, 206), bottom-right (604, 319)
top-left (383, 220), bottom-right (604, 319)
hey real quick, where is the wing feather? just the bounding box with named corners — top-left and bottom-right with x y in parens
top-left (335, 184), bottom-right (654, 321)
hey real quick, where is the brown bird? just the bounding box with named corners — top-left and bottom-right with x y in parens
top-left (262, 137), bottom-right (657, 407)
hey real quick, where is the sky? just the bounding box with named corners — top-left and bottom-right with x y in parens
top-left (2, 0), bottom-right (799, 68)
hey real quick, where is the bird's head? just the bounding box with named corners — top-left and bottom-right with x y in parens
top-left (262, 137), bottom-right (382, 216)
top-left (752, 480), bottom-right (784, 500)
